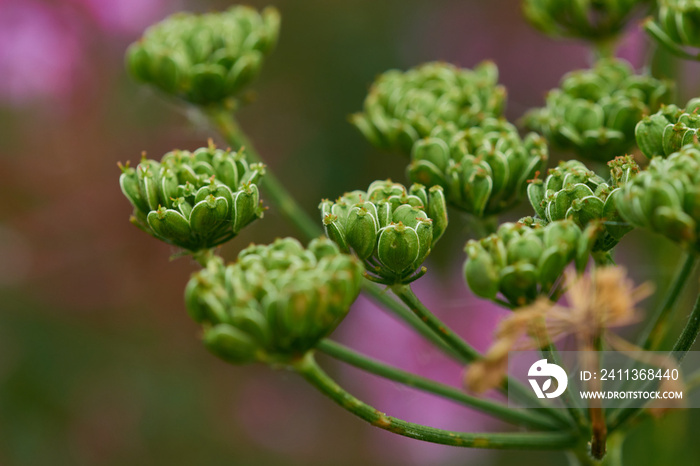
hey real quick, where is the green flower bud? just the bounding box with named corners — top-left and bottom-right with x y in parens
top-left (526, 157), bottom-right (639, 251)
top-left (119, 144), bottom-right (265, 251)
top-left (408, 118), bottom-right (548, 216)
top-left (644, 1), bottom-right (700, 61)
top-left (204, 324), bottom-right (260, 365)
top-left (523, 0), bottom-right (648, 42)
top-left (378, 222), bottom-right (420, 276)
top-left (524, 58), bottom-right (674, 161)
top-left (464, 220), bottom-right (583, 307)
top-left (617, 144), bottom-right (700, 251)
top-left (232, 184), bottom-right (262, 233)
top-left (185, 237), bottom-right (364, 364)
top-left (427, 185), bottom-right (448, 242)
top-left (352, 61), bottom-right (506, 154)
top-left (463, 242), bottom-right (500, 300)
top-left (319, 180), bottom-right (447, 284)
top-left (346, 205), bottom-right (379, 260)
top-left (635, 99), bottom-right (700, 158)
top-left (126, 6), bottom-right (280, 105)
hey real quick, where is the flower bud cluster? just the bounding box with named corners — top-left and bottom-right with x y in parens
top-left (409, 118), bottom-right (548, 216)
top-left (524, 58), bottom-right (674, 161)
top-left (464, 220), bottom-right (589, 307)
top-left (119, 144), bottom-right (265, 251)
top-left (126, 6), bottom-right (280, 105)
top-left (527, 157), bottom-right (639, 251)
top-left (185, 237), bottom-right (364, 364)
top-left (617, 144), bottom-right (700, 251)
top-left (351, 61), bottom-right (506, 154)
top-left (320, 180), bottom-right (448, 285)
top-left (635, 98), bottom-right (700, 158)
top-left (645, 0), bottom-right (700, 58)
top-left (523, 0), bottom-right (648, 41)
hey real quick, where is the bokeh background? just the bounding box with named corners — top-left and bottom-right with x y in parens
top-left (1, 0), bottom-right (700, 465)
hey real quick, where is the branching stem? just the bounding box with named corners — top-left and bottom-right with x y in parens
top-left (294, 352), bottom-right (577, 450)
top-left (317, 339), bottom-right (564, 430)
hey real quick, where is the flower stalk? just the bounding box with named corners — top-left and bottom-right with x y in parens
top-left (293, 352), bottom-right (578, 450)
top-left (206, 104), bottom-right (323, 240)
top-left (607, 291), bottom-right (700, 432)
top-left (391, 283), bottom-right (573, 426)
top-left (316, 339), bottom-right (564, 430)
top-left (639, 253), bottom-right (698, 350)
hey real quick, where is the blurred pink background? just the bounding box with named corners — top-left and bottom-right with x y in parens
top-left (1, 1), bottom-right (698, 465)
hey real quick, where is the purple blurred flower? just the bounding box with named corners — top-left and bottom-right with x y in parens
top-left (617, 24), bottom-right (648, 69)
top-left (76, 0), bottom-right (170, 36)
top-left (0, 0), bottom-right (82, 104)
top-left (0, 0), bottom-right (171, 105)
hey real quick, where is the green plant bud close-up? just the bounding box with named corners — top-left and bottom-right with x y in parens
top-left (408, 118), bottom-right (548, 217)
top-left (526, 156), bottom-right (639, 251)
top-left (185, 237), bottom-right (364, 364)
top-left (119, 143), bottom-right (265, 251)
top-left (524, 58), bottom-right (674, 161)
top-left (126, 6), bottom-right (280, 105)
top-left (645, 0), bottom-right (700, 60)
top-left (523, 0), bottom-right (650, 42)
top-left (617, 144), bottom-right (700, 251)
top-left (351, 61), bottom-right (506, 154)
top-left (319, 180), bottom-right (447, 285)
top-left (464, 219), bottom-right (587, 307)
top-left (635, 98), bottom-right (700, 158)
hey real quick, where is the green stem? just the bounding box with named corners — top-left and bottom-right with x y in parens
top-left (360, 282), bottom-right (462, 361)
top-left (391, 284), bottom-right (573, 426)
top-left (592, 37), bottom-right (618, 60)
top-left (317, 339), bottom-right (563, 430)
top-left (671, 291), bottom-right (700, 361)
top-left (206, 105), bottom-right (322, 240)
top-left (608, 253), bottom-right (696, 426)
top-left (391, 284), bottom-right (479, 361)
top-left (192, 248), bottom-right (215, 267)
top-left (293, 352), bottom-right (577, 450)
top-left (592, 251), bottom-right (616, 267)
top-left (608, 292), bottom-right (700, 432)
top-left (536, 326), bottom-right (589, 431)
top-left (568, 431), bottom-right (624, 466)
top-left (685, 369), bottom-right (700, 393)
top-left (604, 431), bottom-right (624, 466)
top-left (467, 214), bottom-right (498, 239)
top-left (638, 253), bottom-right (697, 350)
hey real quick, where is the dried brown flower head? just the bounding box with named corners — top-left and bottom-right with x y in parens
top-left (464, 266), bottom-right (653, 394)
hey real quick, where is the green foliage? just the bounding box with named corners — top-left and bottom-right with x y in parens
top-left (126, 6), bottom-right (280, 105)
top-left (523, 0), bottom-right (649, 42)
top-left (119, 144), bottom-right (265, 251)
top-left (319, 180), bottom-right (447, 285)
top-left (635, 98), bottom-right (700, 158)
top-left (185, 237), bottom-right (363, 363)
top-left (409, 118), bottom-right (548, 216)
top-left (524, 58), bottom-right (674, 161)
top-left (527, 156), bottom-right (639, 251)
top-left (464, 219), bottom-right (592, 307)
top-left (351, 61), bottom-right (506, 153)
top-left (617, 144), bottom-right (700, 251)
